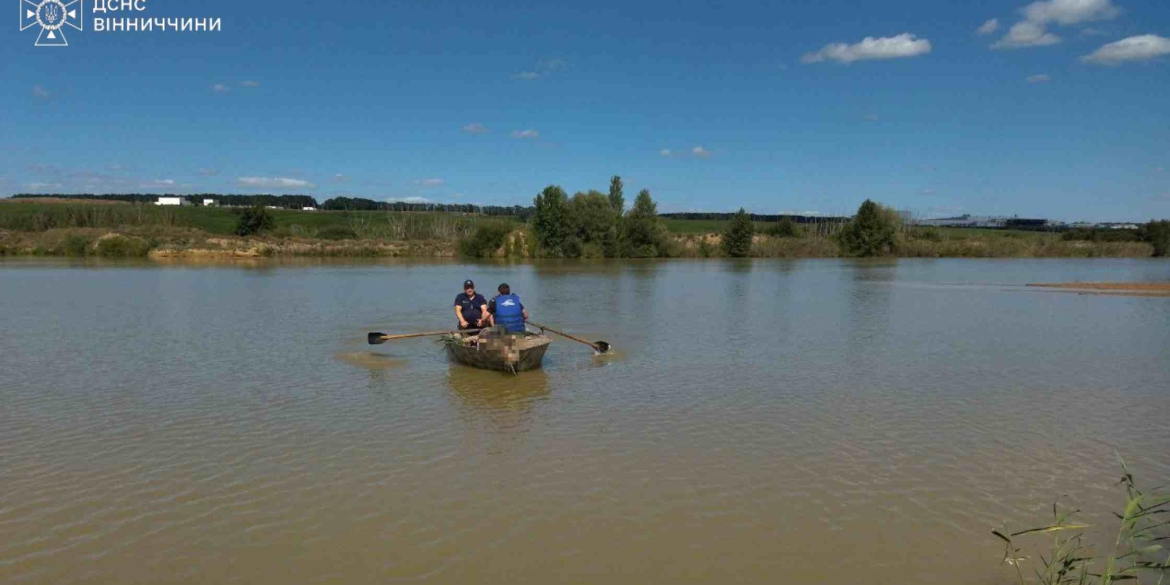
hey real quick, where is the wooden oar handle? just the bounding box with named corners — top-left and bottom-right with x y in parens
top-left (525, 320), bottom-right (599, 350)
top-left (378, 328), bottom-right (483, 341)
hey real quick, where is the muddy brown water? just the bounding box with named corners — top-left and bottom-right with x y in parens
top-left (2, 258), bottom-right (1169, 584)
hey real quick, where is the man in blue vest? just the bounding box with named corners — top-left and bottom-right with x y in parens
top-left (488, 283), bottom-right (529, 334)
top-left (453, 279), bottom-right (489, 331)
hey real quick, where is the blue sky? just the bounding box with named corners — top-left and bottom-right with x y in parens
top-left (2, 0), bottom-right (1168, 221)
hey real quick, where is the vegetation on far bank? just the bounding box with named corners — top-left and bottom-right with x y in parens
top-left (1, 186), bottom-right (1166, 259)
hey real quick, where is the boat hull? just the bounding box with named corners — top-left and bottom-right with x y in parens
top-left (445, 332), bottom-right (552, 372)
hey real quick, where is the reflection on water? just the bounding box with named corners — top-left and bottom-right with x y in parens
top-left (2, 258), bottom-right (1169, 585)
top-left (446, 366), bottom-right (550, 438)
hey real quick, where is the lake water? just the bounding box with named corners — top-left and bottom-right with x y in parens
top-left (2, 258), bottom-right (1169, 584)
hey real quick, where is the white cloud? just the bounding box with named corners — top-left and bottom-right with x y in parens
top-left (511, 129), bottom-right (540, 139)
top-left (140, 179), bottom-right (178, 189)
top-left (659, 149), bottom-right (673, 157)
top-left (386, 196), bottom-right (432, 204)
top-left (692, 146), bottom-right (711, 158)
top-left (1027, 73), bottom-right (1053, 83)
top-left (802, 33), bottom-right (932, 64)
top-left (462, 122), bottom-right (489, 134)
top-left (993, 21), bottom-right (1061, 48)
top-left (514, 71), bottom-right (540, 80)
top-left (1023, 0), bottom-right (1119, 26)
top-left (198, 168), bottom-right (220, 177)
top-left (993, 0), bottom-right (1118, 49)
top-left (416, 178), bottom-right (445, 186)
top-left (240, 81), bottom-right (260, 88)
top-left (212, 83), bottom-right (230, 93)
top-left (236, 176), bottom-right (317, 189)
top-left (537, 58), bottom-right (568, 71)
top-left (977, 19), bottom-right (1000, 35)
top-left (1082, 34), bottom-right (1170, 64)
top-left (333, 173), bottom-right (348, 182)
top-left (32, 85), bottom-right (51, 99)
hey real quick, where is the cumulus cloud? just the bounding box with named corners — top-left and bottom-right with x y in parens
top-left (691, 146), bottom-right (711, 158)
top-left (240, 81), bottom-right (260, 88)
top-left (212, 83), bottom-right (230, 93)
top-left (386, 196), bottom-right (432, 204)
top-left (462, 123), bottom-right (489, 134)
top-left (1082, 34), bottom-right (1170, 64)
top-left (511, 129), bottom-right (540, 139)
top-left (993, 0), bottom-right (1119, 49)
top-left (993, 21), bottom-right (1061, 48)
top-left (32, 85), bottom-right (51, 99)
top-left (1023, 0), bottom-right (1119, 26)
top-left (236, 177), bottom-right (316, 189)
top-left (416, 178), bottom-right (445, 186)
top-left (801, 33), bottom-right (932, 64)
top-left (1027, 73), bottom-right (1053, 83)
top-left (977, 19), bottom-right (1000, 35)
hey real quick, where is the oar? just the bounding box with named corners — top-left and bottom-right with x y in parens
top-left (368, 329), bottom-right (483, 345)
top-left (526, 320), bottom-right (610, 354)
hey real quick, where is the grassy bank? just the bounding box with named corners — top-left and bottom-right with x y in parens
top-left (0, 201), bottom-right (1156, 259)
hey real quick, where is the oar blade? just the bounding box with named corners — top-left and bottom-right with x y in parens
top-left (594, 341), bottom-right (611, 354)
top-left (368, 332), bottom-right (387, 345)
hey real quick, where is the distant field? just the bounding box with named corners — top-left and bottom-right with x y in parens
top-left (0, 202), bottom-right (519, 239)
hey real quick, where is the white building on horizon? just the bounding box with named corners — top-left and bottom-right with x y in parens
top-left (155, 196), bottom-right (188, 206)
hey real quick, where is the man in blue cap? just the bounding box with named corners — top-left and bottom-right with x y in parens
top-left (453, 279), bottom-right (489, 331)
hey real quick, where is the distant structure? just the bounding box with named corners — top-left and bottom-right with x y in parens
top-left (913, 214), bottom-right (1052, 229)
top-left (203, 199), bottom-right (217, 207)
top-left (155, 196), bottom-right (188, 206)
top-left (302, 206), bottom-right (317, 212)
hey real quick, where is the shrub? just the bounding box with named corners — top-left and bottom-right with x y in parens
top-left (93, 234), bottom-right (151, 257)
top-left (316, 225), bottom-right (359, 240)
top-left (62, 234), bottom-right (91, 257)
top-left (1145, 220), bottom-right (1170, 257)
top-left (722, 208), bottom-right (755, 258)
top-left (766, 217), bottom-right (799, 238)
top-left (839, 199), bottom-right (901, 257)
top-left (235, 206), bottom-right (275, 236)
top-left (911, 227), bottom-right (943, 242)
top-left (457, 223), bottom-right (511, 258)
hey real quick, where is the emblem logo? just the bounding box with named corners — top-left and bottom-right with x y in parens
top-left (20, 0), bottom-right (83, 46)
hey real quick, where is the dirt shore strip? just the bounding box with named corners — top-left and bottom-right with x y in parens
top-left (1026, 282), bottom-right (1170, 297)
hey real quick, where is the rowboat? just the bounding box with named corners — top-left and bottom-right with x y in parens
top-left (442, 327), bottom-right (552, 373)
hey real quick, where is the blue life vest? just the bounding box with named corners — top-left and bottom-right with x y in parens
top-left (493, 294), bottom-right (525, 333)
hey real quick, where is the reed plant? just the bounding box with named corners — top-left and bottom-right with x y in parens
top-left (994, 459), bottom-right (1169, 585)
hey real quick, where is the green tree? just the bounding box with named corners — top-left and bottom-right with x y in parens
top-left (235, 205), bottom-right (275, 236)
top-left (608, 175), bottom-right (625, 215)
top-left (532, 185), bottom-right (568, 256)
top-left (769, 216), bottom-right (798, 238)
top-left (566, 190), bottom-right (620, 257)
top-left (839, 199), bottom-right (901, 257)
top-left (1145, 220), bottom-right (1170, 257)
top-left (722, 208), bottom-right (755, 257)
top-left (622, 189), bottom-right (666, 257)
